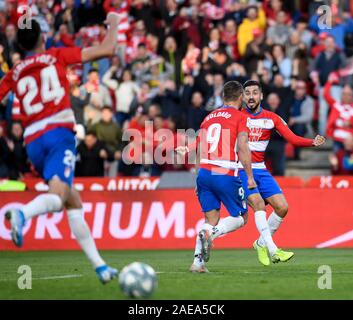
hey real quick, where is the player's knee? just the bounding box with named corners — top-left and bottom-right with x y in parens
top-left (276, 203), bottom-right (288, 217)
top-left (250, 197), bottom-right (266, 212)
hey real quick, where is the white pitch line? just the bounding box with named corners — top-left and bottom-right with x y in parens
top-left (0, 274), bottom-right (83, 282)
top-left (34, 274), bottom-right (83, 280)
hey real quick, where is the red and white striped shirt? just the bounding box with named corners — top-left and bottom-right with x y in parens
top-left (241, 107), bottom-right (313, 168)
top-left (324, 80), bottom-right (353, 142)
top-left (104, 0), bottom-right (131, 45)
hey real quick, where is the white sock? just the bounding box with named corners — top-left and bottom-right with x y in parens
top-left (258, 211), bottom-right (283, 247)
top-left (67, 208), bottom-right (105, 269)
top-left (193, 235), bottom-right (203, 265)
top-left (22, 194), bottom-right (63, 220)
top-left (268, 211), bottom-right (283, 234)
top-left (211, 216), bottom-right (244, 240)
top-left (254, 210), bottom-right (278, 256)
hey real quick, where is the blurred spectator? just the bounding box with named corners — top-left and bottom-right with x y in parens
top-left (187, 91), bottom-right (208, 131)
top-left (264, 0), bottom-right (291, 27)
top-left (221, 19), bottom-right (239, 60)
top-left (153, 80), bottom-right (180, 118)
top-left (324, 72), bottom-right (353, 152)
top-left (6, 121), bottom-right (30, 179)
top-left (54, 0), bottom-right (80, 33)
top-left (161, 36), bottom-right (183, 88)
top-left (330, 134), bottom-right (353, 175)
top-left (0, 24), bottom-right (21, 66)
top-left (311, 32), bottom-right (328, 58)
top-left (205, 73), bottom-right (225, 111)
top-left (76, 132), bottom-right (110, 177)
top-left (288, 80), bottom-right (314, 159)
top-left (243, 28), bottom-right (267, 75)
top-left (263, 44), bottom-right (292, 86)
top-left (103, 67), bottom-right (140, 126)
top-left (80, 68), bottom-right (112, 124)
top-left (266, 11), bottom-right (292, 46)
top-left (311, 36), bottom-right (345, 135)
top-left (238, 5), bottom-right (266, 56)
top-left (130, 82), bottom-right (156, 116)
top-left (291, 42), bottom-right (310, 81)
top-left (70, 84), bottom-right (90, 126)
top-left (295, 17), bottom-right (313, 50)
top-left (88, 106), bottom-right (123, 177)
top-left (131, 42), bottom-right (152, 82)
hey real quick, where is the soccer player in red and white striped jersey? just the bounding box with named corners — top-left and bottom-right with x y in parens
top-left (0, 13), bottom-right (121, 284)
top-left (240, 80), bottom-right (326, 266)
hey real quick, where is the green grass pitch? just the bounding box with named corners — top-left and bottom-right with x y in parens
top-left (0, 249), bottom-right (352, 300)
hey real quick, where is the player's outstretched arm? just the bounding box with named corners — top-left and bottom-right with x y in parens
top-left (81, 12), bottom-right (120, 63)
top-left (237, 131), bottom-right (257, 190)
top-left (275, 115), bottom-right (321, 147)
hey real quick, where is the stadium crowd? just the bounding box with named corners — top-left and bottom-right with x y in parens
top-left (1, 0), bottom-right (353, 179)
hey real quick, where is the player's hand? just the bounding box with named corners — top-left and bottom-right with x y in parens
top-left (248, 177), bottom-right (257, 190)
top-left (175, 146), bottom-right (189, 156)
top-left (312, 135), bottom-right (326, 147)
top-left (104, 12), bottom-right (120, 27)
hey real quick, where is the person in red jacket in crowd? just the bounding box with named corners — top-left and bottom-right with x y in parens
top-left (311, 32), bottom-right (329, 58)
top-left (324, 72), bottom-right (353, 151)
top-left (329, 134), bottom-right (353, 175)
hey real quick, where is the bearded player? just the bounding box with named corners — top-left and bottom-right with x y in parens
top-left (240, 80), bottom-right (326, 266)
top-left (0, 14), bottom-right (120, 283)
top-left (184, 81), bottom-right (257, 273)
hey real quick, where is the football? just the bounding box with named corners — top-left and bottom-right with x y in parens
top-left (118, 262), bottom-right (157, 298)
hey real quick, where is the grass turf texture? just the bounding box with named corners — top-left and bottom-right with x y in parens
top-left (0, 249), bottom-right (352, 300)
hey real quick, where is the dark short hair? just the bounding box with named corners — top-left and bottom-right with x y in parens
top-left (222, 81), bottom-right (243, 103)
top-left (102, 106), bottom-right (113, 112)
top-left (243, 80), bottom-right (262, 91)
top-left (16, 19), bottom-right (41, 51)
top-left (86, 131), bottom-right (97, 137)
top-left (88, 68), bottom-right (99, 74)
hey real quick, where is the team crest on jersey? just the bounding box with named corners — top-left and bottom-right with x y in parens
top-left (247, 118), bottom-right (263, 142)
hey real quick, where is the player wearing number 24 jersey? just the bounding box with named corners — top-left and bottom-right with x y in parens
top-left (0, 47), bottom-right (82, 185)
top-left (0, 14), bottom-right (121, 284)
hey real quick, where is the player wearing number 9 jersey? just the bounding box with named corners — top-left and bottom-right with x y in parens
top-left (188, 81), bottom-right (256, 273)
top-left (0, 14), bottom-right (121, 284)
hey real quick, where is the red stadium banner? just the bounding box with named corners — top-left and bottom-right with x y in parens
top-left (21, 177), bottom-right (160, 192)
top-left (1, 189), bottom-right (353, 250)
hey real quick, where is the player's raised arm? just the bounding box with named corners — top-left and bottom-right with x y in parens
top-left (323, 72), bottom-right (339, 107)
top-left (237, 131), bottom-right (256, 190)
top-left (81, 12), bottom-right (120, 63)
